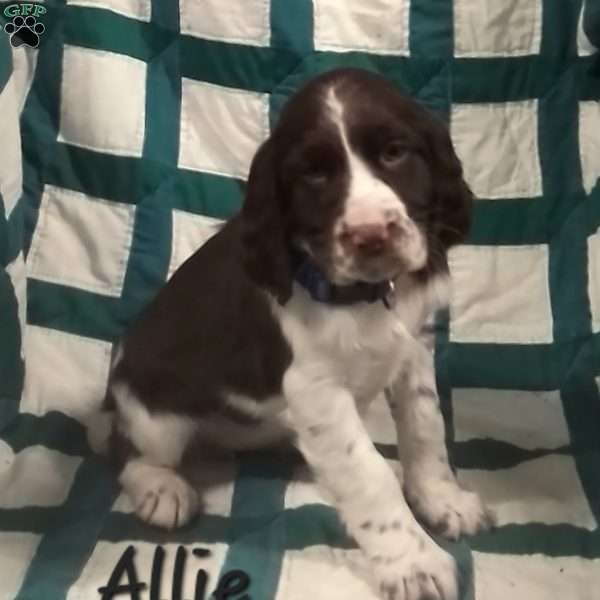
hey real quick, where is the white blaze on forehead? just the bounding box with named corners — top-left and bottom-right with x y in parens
top-left (324, 86), bottom-right (408, 227)
top-left (325, 86), bottom-right (350, 150)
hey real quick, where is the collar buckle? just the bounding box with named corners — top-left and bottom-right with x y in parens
top-left (382, 279), bottom-right (395, 310)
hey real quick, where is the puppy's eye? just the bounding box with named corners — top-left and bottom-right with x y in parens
top-left (300, 167), bottom-right (329, 186)
top-left (380, 141), bottom-right (409, 167)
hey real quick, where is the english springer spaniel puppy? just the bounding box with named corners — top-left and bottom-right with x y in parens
top-left (92, 68), bottom-right (494, 600)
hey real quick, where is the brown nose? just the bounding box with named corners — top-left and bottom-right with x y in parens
top-left (344, 223), bottom-right (390, 255)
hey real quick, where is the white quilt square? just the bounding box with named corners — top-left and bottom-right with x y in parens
top-left (66, 0), bottom-right (151, 21)
top-left (452, 388), bottom-right (569, 450)
top-left (449, 245), bottom-right (553, 344)
top-left (178, 79), bottom-right (269, 179)
top-left (588, 227), bottom-right (600, 332)
top-left (452, 100), bottom-right (542, 199)
top-left (0, 74), bottom-right (22, 217)
top-left (578, 4), bottom-right (596, 56)
top-left (579, 101), bottom-right (600, 194)
top-left (0, 445), bottom-right (82, 508)
top-left (0, 532), bottom-right (41, 600)
top-left (459, 454), bottom-right (597, 529)
top-left (276, 546), bottom-right (379, 600)
top-left (180, 0), bottom-right (270, 46)
top-left (58, 46), bottom-right (146, 157)
top-left (454, 0), bottom-right (542, 57)
top-left (314, 0), bottom-right (409, 55)
top-left (21, 326), bottom-right (112, 424)
top-left (168, 210), bottom-right (223, 279)
top-left (27, 185), bottom-right (135, 297)
top-left (474, 553), bottom-right (600, 600)
top-left (6, 253), bottom-right (27, 357)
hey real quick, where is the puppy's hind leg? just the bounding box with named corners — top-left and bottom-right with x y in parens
top-left (111, 382), bottom-right (200, 530)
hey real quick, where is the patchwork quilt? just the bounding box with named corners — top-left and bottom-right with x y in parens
top-left (1, 1), bottom-right (600, 599)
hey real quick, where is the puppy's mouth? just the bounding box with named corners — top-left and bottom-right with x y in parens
top-left (325, 231), bottom-right (428, 285)
top-left (299, 245), bottom-right (424, 288)
top-left (342, 254), bottom-right (425, 284)
top-left (295, 219), bottom-right (428, 285)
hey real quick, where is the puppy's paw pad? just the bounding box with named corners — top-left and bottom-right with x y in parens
top-left (120, 462), bottom-right (199, 530)
top-left (406, 477), bottom-right (495, 540)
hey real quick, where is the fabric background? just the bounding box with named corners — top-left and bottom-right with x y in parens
top-left (1, 0), bottom-right (600, 598)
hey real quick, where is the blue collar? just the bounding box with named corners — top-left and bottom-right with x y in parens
top-left (290, 248), bottom-right (395, 309)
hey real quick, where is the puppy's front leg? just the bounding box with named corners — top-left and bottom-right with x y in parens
top-left (284, 367), bottom-right (457, 600)
top-left (388, 340), bottom-right (494, 541)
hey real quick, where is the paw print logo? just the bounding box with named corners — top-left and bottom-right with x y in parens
top-left (4, 15), bottom-right (45, 48)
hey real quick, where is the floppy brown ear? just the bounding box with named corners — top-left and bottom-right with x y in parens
top-left (426, 114), bottom-right (474, 248)
top-left (240, 139), bottom-right (293, 304)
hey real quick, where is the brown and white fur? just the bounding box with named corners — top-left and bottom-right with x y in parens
top-left (90, 68), bottom-right (494, 600)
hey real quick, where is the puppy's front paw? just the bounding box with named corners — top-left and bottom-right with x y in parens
top-left (135, 476), bottom-right (198, 530)
top-left (120, 461), bottom-right (200, 530)
top-left (406, 476), bottom-right (495, 541)
top-left (372, 535), bottom-right (457, 600)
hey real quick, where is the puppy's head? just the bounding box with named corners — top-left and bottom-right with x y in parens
top-left (241, 68), bottom-right (473, 303)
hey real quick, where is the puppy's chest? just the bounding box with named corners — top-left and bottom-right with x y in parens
top-left (283, 298), bottom-right (419, 399)
top-left (338, 312), bottom-right (416, 399)
top-left (337, 336), bottom-right (405, 400)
